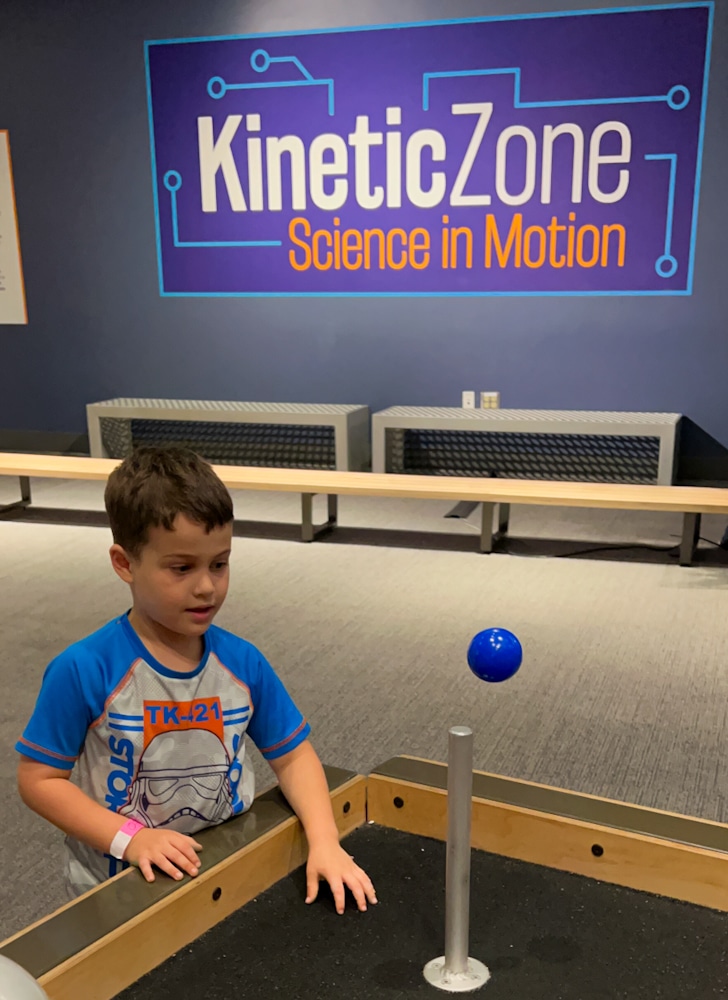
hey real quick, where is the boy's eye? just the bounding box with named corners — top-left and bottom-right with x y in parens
top-left (213, 561), bottom-right (229, 570)
top-left (172, 565), bottom-right (190, 573)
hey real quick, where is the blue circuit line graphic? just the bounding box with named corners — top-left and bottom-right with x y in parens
top-left (422, 66), bottom-right (691, 113)
top-left (207, 48), bottom-right (335, 115)
top-left (423, 67), bottom-right (687, 279)
top-left (644, 153), bottom-right (678, 277)
top-left (163, 171), bottom-right (282, 248)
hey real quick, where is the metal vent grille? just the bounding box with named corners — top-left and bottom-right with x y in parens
top-left (100, 418), bottom-right (337, 469)
top-left (387, 429), bottom-right (661, 484)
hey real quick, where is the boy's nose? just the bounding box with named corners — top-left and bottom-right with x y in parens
top-left (194, 573), bottom-right (215, 598)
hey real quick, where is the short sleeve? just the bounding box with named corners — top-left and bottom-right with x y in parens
top-left (16, 651), bottom-right (93, 769)
top-left (246, 651), bottom-right (310, 760)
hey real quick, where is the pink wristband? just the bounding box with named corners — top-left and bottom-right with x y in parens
top-left (109, 818), bottom-right (145, 860)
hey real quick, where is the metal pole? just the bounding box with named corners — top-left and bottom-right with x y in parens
top-left (444, 726), bottom-right (475, 974)
top-left (423, 726), bottom-right (490, 993)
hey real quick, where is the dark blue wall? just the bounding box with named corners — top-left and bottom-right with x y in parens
top-left (1, 0), bottom-right (726, 441)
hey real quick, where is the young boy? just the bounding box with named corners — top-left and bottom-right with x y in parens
top-left (16, 445), bottom-right (376, 915)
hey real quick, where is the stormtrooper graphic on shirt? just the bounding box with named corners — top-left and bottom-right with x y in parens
top-left (122, 728), bottom-right (235, 831)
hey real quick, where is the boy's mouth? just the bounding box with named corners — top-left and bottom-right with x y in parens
top-left (186, 605), bottom-right (215, 620)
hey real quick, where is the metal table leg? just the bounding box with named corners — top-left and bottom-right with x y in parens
top-left (497, 503), bottom-right (511, 537)
top-left (679, 512), bottom-right (701, 567)
top-left (480, 503), bottom-right (495, 554)
top-left (0, 476), bottom-right (32, 516)
top-left (301, 493), bottom-right (338, 543)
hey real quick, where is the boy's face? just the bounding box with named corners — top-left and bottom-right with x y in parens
top-left (111, 515), bottom-right (233, 640)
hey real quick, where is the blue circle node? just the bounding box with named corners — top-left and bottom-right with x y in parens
top-left (207, 76), bottom-right (227, 99)
top-left (655, 254), bottom-right (678, 278)
top-left (163, 171), bottom-right (182, 192)
top-left (251, 48), bottom-right (271, 72)
top-left (667, 85), bottom-right (690, 110)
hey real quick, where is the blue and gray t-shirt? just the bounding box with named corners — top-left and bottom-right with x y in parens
top-left (17, 614), bottom-right (309, 895)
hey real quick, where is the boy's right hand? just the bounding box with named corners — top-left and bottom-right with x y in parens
top-left (124, 829), bottom-right (203, 883)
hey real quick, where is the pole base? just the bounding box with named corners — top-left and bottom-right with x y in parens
top-left (423, 956), bottom-right (491, 993)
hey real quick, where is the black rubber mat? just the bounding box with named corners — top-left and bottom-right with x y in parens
top-left (118, 824), bottom-right (728, 999)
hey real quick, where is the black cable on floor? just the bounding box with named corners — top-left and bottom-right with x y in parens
top-left (553, 543), bottom-right (680, 559)
top-left (551, 535), bottom-right (725, 560)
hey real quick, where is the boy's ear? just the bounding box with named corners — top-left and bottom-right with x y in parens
top-left (109, 544), bottom-right (134, 584)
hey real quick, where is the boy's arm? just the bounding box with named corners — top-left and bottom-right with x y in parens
top-left (17, 757), bottom-right (203, 883)
top-left (18, 758), bottom-right (131, 854)
top-left (268, 740), bottom-right (377, 914)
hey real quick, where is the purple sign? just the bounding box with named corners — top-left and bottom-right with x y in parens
top-left (145, 4), bottom-right (713, 297)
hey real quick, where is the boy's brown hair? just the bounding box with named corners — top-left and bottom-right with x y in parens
top-left (104, 446), bottom-right (234, 557)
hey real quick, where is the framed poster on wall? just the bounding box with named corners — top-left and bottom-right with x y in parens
top-left (0, 131), bottom-right (27, 323)
top-left (145, 3), bottom-right (713, 298)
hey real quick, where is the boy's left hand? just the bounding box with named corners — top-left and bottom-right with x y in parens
top-left (306, 840), bottom-right (378, 914)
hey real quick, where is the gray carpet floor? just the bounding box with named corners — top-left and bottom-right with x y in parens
top-left (2, 478), bottom-right (728, 941)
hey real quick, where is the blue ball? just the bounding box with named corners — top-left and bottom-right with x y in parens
top-left (467, 628), bottom-right (522, 683)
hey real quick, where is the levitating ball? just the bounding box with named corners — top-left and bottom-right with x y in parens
top-left (467, 628), bottom-right (522, 683)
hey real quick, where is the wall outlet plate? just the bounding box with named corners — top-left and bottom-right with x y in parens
top-left (480, 392), bottom-right (500, 409)
top-left (462, 391), bottom-right (476, 409)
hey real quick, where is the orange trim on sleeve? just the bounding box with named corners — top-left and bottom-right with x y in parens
top-left (214, 656), bottom-right (253, 712)
top-left (89, 658), bottom-right (143, 729)
top-left (17, 738), bottom-right (77, 763)
top-left (260, 718), bottom-right (309, 756)
top-left (212, 652), bottom-right (253, 712)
